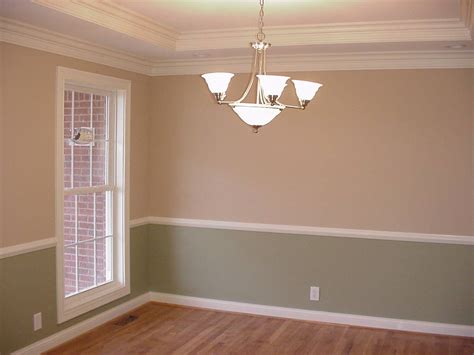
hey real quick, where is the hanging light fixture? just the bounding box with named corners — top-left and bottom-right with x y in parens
top-left (201, 0), bottom-right (323, 133)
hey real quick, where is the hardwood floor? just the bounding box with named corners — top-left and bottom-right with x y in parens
top-left (46, 302), bottom-right (474, 354)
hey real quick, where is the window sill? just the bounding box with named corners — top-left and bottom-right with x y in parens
top-left (59, 281), bottom-right (130, 323)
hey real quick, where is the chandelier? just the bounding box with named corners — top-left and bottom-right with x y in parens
top-left (201, 0), bottom-right (323, 133)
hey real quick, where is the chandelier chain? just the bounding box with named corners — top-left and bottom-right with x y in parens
top-left (256, 0), bottom-right (265, 41)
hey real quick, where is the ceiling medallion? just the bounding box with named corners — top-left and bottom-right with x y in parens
top-left (202, 0), bottom-right (323, 133)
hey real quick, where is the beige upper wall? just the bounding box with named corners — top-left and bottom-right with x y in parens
top-left (1, 42), bottom-right (472, 247)
top-left (0, 43), bottom-right (151, 247)
top-left (150, 69), bottom-right (473, 236)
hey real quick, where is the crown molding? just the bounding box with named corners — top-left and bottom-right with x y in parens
top-left (32, 0), bottom-right (472, 52)
top-left (1, 17), bottom-right (473, 76)
top-left (176, 19), bottom-right (471, 51)
top-left (31, 0), bottom-right (178, 50)
top-left (0, 17), bottom-right (155, 75)
top-left (461, 0), bottom-right (473, 29)
top-left (152, 50), bottom-right (474, 76)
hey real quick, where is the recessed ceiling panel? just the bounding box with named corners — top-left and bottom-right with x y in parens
top-left (111, 0), bottom-right (460, 31)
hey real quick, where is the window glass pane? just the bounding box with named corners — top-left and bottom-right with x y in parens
top-left (95, 191), bottom-right (109, 239)
top-left (64, 142), bottom-right (72, 189)
top-left (96, 237), bottom-right (113, 285)
top-left (77, 193), bottom-right (95, 243)
top-left (63, 190), bottom-right (113, 297)
top-left (64, 90), bottom-right (73, 189)
top-left (74, 238), bottom-right (113, 294)
top-left (92, 141), bottom-right (107, 187)
top-left (92, 94), bottom-right (107, 140)
top-left (73, 91), bottom-right (92, 133)
top-left (77, 241), bottom-right (96, 292)
top-left (65, 90), bottom-right (108, 188)
top-left (64, 245), bottom-right (77, 297)
top-left (63, 194), bottom-right (76, 246)
top-left (72, 92), bottom-right (91, 188)
top-left (72, 145), bottom-right (90, 188)
top-left (67, 191), bottom-right (111, 243)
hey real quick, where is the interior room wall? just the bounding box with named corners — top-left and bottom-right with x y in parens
top-left (150, 69), bottom-right (473, 236)
top-left (1, 225), bottom-right (149, 354)
top-left (0, 42), bottom-right (151, 248)
top-left (145, 69), bottom-right (472, 332)
top-left (0, 43), bottom-right (151, 353)
top-left (0, 42), bottom-right (472, 353)
top-left (147, 224), bottom-right (473, 326)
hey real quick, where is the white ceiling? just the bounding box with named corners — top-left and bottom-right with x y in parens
top-left (0, 0), bottom-right (472, 75)
top-left (111, 0), bottom-right (460, 31)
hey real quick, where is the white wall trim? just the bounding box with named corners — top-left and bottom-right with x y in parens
top-left (0, 17), bottom-right (155, 75)
top-left (11, 292), bottom-right (151, 355)
top-left (32, 0), bottom-right (178, 49)
top-left (1, 219), bottom-right (145, 260)
top-left (0, 220), bottom-right (137, 261)
top-left (30, 0), bottom-right (473, 51)
top-left (0, 238), bottom-right (57, 260)
top-left (131, 216), bottom-right (474, 245)
top-left (461, 0), bottom-right (473, 29)
top-left (11, 291), bottom-right (473, 354)
top-left (1, 17), bottom-right (473, 76)
top-left (177, 19), bottom-right (471, 51)
top-left (150, 292), bottom-right (474, 338)
top-left (129, 217), bottom-right (150, 228)
top-left (151, 50), bottom-right (474, 76)
top-left (2, 216), bottom-right (471, 261)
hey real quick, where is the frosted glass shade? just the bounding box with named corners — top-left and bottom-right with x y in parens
top-left (292, 80), bottom-right (323, 101)
top-left (232, 105), bottom-right (281, 126)
top-left (257, 75), bottom-right (290, 98)
top-left (201, 72), bottom-right (234, 94)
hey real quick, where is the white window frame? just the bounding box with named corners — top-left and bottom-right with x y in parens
top-left (55, 67), bottom-right (131, 323)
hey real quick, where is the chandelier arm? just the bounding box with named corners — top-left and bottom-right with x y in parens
top-left (258, 48), bottom-right (272, 105)
top-left (263, 46), bottom-right (267, 75)
top-left (280, 103), bottom-right (305, 110)
top-left (235, 47), bottom-right (259, 103)
top-left (256, 50), bottom-right (263, 104)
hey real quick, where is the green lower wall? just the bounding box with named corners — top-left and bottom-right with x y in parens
top-left (1, 224), bottom-right (473, 353)
top-left (147, 225), bottom-right (473, 326)
top-left (0, 225), bottom-right (148, 354)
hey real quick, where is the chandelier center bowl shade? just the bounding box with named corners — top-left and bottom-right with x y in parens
top-left (201, 0), bottom-right (323, 133)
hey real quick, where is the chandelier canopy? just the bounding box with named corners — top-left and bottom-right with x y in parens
top-left (202, 0), bottom-right (323, 133)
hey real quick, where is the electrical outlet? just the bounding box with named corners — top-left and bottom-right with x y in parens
top-left (33, 312), bottom-right (42, 331)
top-left (310, 286), bottom-right (320, 301)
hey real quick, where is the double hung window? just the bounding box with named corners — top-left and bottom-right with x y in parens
top-left (56, 68), bottom-right (130, 322)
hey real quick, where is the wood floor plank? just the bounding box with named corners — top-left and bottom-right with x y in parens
top-left (44, 302), bottom-right (474, 355)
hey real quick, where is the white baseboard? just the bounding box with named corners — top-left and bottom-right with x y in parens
top-left (11, 291), bottom-right (473, 354)
top-left (12, 293), bottom-right (151, 355)
top-left (150, 292), bottom-right (474, 338)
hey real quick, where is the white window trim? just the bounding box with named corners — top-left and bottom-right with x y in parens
top-left (55, 67), bottom-right (131, 323)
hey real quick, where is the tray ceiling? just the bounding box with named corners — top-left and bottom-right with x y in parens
top-left (0, 0), bottom-right (472, 75)
top-left (111, 0), bottom-right (460, 31)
